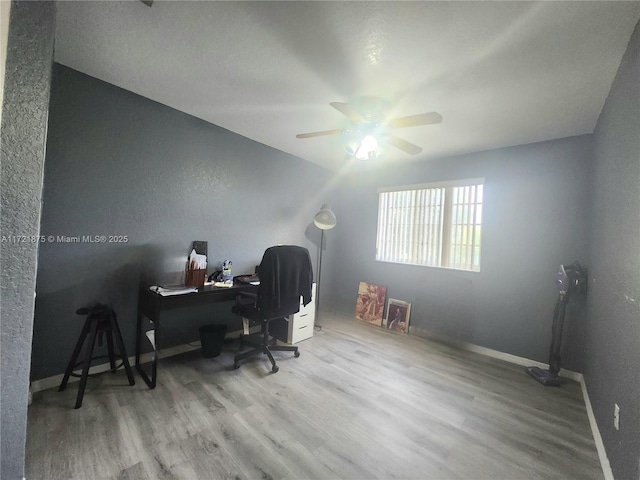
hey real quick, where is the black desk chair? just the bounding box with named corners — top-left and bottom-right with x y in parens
top-left (232, 245), bottom-right (313, 373)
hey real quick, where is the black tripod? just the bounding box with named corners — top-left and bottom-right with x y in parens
top-left (59, 304), bottom-right (135, 408)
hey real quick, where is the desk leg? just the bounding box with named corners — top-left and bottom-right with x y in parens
top-left (135, 311), bottom-right (143, 369)
top-left (135, 313), bottom-right (157, 389)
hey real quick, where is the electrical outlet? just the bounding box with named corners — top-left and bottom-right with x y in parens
top-left (614, 403), bottom-right (620, 430)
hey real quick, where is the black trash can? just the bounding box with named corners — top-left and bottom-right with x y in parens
top-left (199, 324), bottom-right (228, 358)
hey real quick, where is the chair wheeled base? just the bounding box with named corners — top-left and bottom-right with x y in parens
top-left (234, 317), bottom-right (299, 373)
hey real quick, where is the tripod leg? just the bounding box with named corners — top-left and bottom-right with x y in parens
top-left (109, 311), bottom-right (135, 386)
top-left (105, 322), bottom-right (117, 372)
top-left (59, 317), bottom-right (92, 392)
top-left (75, 319), bottom-right (99, 409)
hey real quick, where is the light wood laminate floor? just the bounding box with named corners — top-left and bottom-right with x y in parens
top-left (27, 314), bottom-right (603, 480)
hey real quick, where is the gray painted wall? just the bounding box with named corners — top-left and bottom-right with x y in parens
top-left (32, 64), bottom-right (333, 380)
top-left (324, 135), bottom-right (592, 371)
top-left (586, 20), bottom-right (640, 480)
top-left (0, 2), bottom-right (55, 479)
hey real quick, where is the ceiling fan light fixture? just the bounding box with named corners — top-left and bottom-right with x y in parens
top-left (345, 140), bottom-right (360, 156)
top-left (354, 135), bottom-right (378, 160)
top-left (361, 135), bottom-right (378, 151)
top-left (355, 146), bottom-right (371, 160)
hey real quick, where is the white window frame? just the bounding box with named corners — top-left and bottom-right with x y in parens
top-left (376, 178), bottom-right (484, 272)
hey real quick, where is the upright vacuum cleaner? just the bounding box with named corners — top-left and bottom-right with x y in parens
top-left (526, 261), bottom-right (586, 386)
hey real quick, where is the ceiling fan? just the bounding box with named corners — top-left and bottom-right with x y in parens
top-left (296, 97), bottom-right (442, 157)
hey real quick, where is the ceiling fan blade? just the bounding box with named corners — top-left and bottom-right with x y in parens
top-left (296, 129), bottom-right (346, 139)
top-left (387, 112), bottom-right (442, 129)
top-left (329, 102), bottom-right (365, 123)
top-left (385, 134), bottom-right (423, 155)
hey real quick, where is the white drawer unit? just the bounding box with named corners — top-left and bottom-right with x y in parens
top-left (271, 283), bottom-right (316, 344)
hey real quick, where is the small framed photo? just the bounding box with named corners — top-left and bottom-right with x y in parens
top-left (386, 299), bottom-right (411, 333)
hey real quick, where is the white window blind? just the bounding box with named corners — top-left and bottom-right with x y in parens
top-left (448, 184), bottom-right (483, 271)
top-left (376, 180), bottom-right (483, 271)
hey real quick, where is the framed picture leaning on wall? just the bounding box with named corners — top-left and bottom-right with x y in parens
top-left (386, 298), bottom-right (411, 333)
top-left (355, 281), bottom-right (387, 326)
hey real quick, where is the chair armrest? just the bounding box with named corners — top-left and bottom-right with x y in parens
top-left (232, 292), bottom-right (259, 318)
top-left (235, 291), bottom-right (257, 305)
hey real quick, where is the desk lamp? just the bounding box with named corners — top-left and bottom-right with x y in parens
top-left (313, 204), bottom-right (337, 329)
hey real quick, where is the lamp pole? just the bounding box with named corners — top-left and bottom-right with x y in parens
top-left (315, 229), bottom-right (325, 326)
top-left (313, 204), bottom-right (336, 330)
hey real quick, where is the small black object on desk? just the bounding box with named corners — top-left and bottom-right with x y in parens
top-left (234, 274), bottom-right (260, 285)
top-left (59, 304), bottom-right (135, 408)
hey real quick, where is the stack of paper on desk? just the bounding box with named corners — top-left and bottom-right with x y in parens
top-left (189, 248), bottom-right (207, 269)
top-left (150, 286), bottom-right (198, 296)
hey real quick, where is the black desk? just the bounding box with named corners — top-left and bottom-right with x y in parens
top-left (135, 283), bottom-right (257, 389)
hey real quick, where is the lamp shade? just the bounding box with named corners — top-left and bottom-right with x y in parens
top-left (313, 204), bottom-right (337, 230)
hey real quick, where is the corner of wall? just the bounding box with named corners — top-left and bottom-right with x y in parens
top-left (0, 2), bottom-right (56, 479)
top-left (0, 0), bottom-right (12, 125)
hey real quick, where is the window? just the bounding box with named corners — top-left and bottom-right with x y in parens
top-left (376, 179), bottom-right (483, 271)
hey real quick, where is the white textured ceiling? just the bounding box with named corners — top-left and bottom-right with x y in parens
top-left (54, 1), bottom-right (640, 171)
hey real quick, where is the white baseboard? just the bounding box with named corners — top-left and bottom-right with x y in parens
top-left (579, 376), bottom-right (614, 480)
top-left (30, 328), bottom-right (246, 394)
top-left (409, 326), bottom-right (582, 380)
top-left (409, 325), bottom-right (611, 479)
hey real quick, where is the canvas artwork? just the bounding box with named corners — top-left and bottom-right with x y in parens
top-left (355, 282), bottom-right (387, 326)
top-left (386, 299), bottom-right (411, 333)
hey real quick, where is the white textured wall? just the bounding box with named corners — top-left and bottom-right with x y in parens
top-left (0, 0), bottom-right (12, 125)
